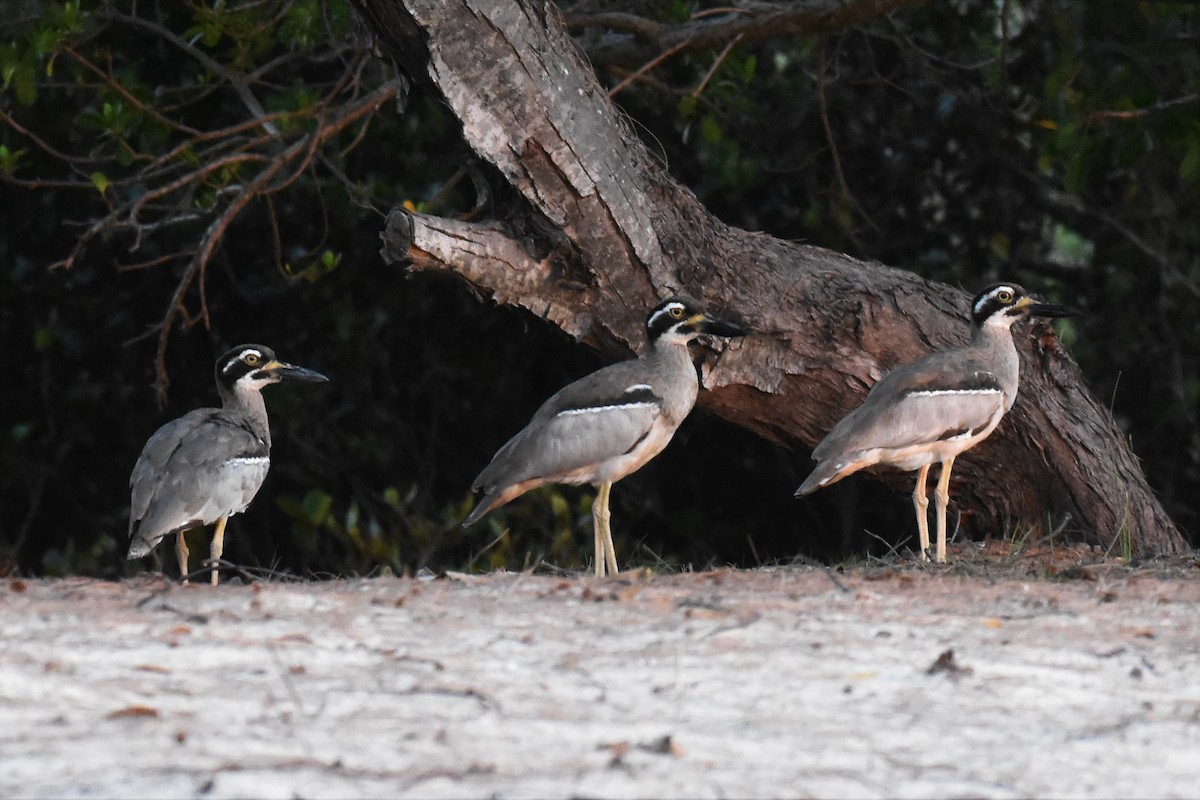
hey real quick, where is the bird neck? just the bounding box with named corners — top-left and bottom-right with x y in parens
top-left (970, 318), bottom-right (1022, 408)
top-left (644, 333), bottom-right (701, 415)
top-left (219, 383), bottom-right (272, 447)
top-left (647, 331), bottom-right (699, 365)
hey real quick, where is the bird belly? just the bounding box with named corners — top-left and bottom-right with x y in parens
top-left (560, 419), bottom-right (677, 486)
top-left (875, 405), bottom-right (1006, 471)
top-left (142, 456), bottom-right (270, 537)
top-left (214, 455), bottom-right (271, 515)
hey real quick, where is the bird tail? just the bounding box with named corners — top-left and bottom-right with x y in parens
top-left (126, 536), bottom-right (155, 560)
top-left (462, 493), bottom-right (500, 528)
top-left (127, 519), bottom-right (198, 559)
top-left (794, 461), bottom-right (849, 497)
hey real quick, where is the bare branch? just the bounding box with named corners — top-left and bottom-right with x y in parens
top-left (569, 0), bottom-right (919, 69)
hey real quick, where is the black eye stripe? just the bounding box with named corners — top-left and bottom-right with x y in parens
top-left (220, 348), bottom-right (264, 374)
top-left (648, 303), bottom-right (687, 328)
top-left (973, 285), bottom-right (1018, 317)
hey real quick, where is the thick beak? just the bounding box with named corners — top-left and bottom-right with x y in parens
top-left (1016, 296), bottom-right (1077, 319)
top-left (694, 313), bottom-right (747, 338)
top-left (263, 359), bottom-right (329, 383)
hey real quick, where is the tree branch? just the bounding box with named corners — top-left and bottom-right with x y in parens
top-left (353, 0), bottom-right (1186, 555)
top-left (567, 0), bottom-right (918, 69)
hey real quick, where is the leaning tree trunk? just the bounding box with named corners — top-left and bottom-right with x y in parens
top-left (350, 0), bottom-right (1185, 556)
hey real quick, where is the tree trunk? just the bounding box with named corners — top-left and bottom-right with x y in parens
top-left (350, 0), bottom-right (1186, 556)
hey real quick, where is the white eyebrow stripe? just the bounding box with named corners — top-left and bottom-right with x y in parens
top-left (909, 388), bottom-right (1001, 398)
top-left (223, 349), bottom-right (263, 373)
top-left (557, 401), bottom-right (659, 417)
top-left (647, 303), bottom-right (686, 329)
top-left (973, 285), bottom-right (1015, 316)
top-left (625, 384), bottom-right (653, 392)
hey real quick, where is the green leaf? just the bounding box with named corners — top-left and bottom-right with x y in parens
top-left (1050, 224), bottom-right (1094, 266)
top-left (34, 325), bottom-right (57, 351)
top-left (300, 489), bottom-right (333, 525)
top-left (1180, 137), bottom-right (1200, 183)
top-left (75, 108), bottom-right (106, 131)
top-left (89, 171), bottom-right (110, 195)
top-left (12, 62), bottom-right (37, 105)
top-left (741, 54), bottom-right (757, 82)
top-left (0, 145), bottom-right (27, 176)
top-left (1064, 150), bottom-right (1090, 194)
top-left (382, 486), bottom-right (402, 508)
top-left (114, 142), bottom-right (135, 167)
top-left (699, 115), bottom-right (723, 145)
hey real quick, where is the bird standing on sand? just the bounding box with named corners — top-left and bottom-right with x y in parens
top-left (128, 344), bottom-right (328, 585)
top-left (795, 283), bottom-right (1075, 563)
top-left (463, 296), bottom-right (746, 576)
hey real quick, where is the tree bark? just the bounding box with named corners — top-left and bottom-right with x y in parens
top-left (351, 0), bottom-right (1186, 556)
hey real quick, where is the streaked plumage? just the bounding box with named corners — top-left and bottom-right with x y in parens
top-left (463, 295), bottom-right (747, 576)
top-left (795, 283), bottom-right (1075, 563)
top-left (128, 344), bottom-right (328, 584)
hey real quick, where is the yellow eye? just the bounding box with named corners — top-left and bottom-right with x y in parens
top-left (244, 352), bottom-right (260, 366)
top-left (670, 305), bottom-right (685, 318)
top-left (997, 289), bottom-right (1014, 304)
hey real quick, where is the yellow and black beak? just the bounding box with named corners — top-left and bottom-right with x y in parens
top-left (261, 359), bottom-right (329, 384)
top-left (689, 312), bottom-right (747, 338)
top-left (1013, 295), bottom-right (1076, 319)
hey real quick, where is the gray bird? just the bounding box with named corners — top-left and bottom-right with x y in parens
top-left (795, 283), bottom-right (1075, 563)
top-left (463, 295), bottom-right (746, 576)
top-left (128, 344), bottom-right (328, 585)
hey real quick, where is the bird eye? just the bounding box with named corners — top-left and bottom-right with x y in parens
top-left (996, 289), bottom-right (1014, 304)
top-left (243, 352), bottom-right (260, 366)
top-left (669, 305), bottom-right (685, 318)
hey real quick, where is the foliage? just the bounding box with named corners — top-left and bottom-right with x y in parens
top-left (1, 0), bottom-right (1196, 578)
top-left (606, 0), bottom-right (1200, 542)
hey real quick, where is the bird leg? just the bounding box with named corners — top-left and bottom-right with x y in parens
top-left (592, 481), bottom-right (618, 577)
top-left (209, 515), bottom-right (229, 586)
top-left (912, 464), bottom-right (931, 563)
top-left (934, 457), bottom-right (955, 564)
top-left (592, 483), bottom-right (607, 577)
top-left (601, 488), bottom-right (618, 578)
top-left (593, 499), bottom-right (604, 578)
top-left (176, 531), bottom-right (190, 585)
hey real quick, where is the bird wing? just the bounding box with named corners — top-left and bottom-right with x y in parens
top-left (813, 352), bottom-right (1008, 460)
top-left (472, 361), bottom-right (665, 492)
top-left (128, 409), bottom-right (271, 556)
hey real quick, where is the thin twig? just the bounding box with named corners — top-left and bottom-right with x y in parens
top-left (609, 38), bottom-right (694, 98)
top-left (691, 32), bottom-right (745, 99)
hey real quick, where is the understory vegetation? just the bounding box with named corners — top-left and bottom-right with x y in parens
top-left (1, 0), bottom-right (1196, 577)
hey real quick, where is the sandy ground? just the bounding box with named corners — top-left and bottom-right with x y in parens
top-left (2, 547), bottom-right (1200, 799)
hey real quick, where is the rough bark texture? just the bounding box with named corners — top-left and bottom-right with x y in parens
top-left (351, 0), bottom-right (1185, 555)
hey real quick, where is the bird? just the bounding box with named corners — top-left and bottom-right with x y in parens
top-left (127, 344), bottom-right (328, 585)
top-left (794, 283), bottom-right (1075, 564)
top-left (463, 295), bottom-right (746, 577)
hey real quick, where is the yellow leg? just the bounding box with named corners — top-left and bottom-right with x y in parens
top-left (210, 516), bottom-right (229, 586)
top-left (591, 482), bottom-right (618, 577)
top-left (176, 531), bottom-right (190, 585)
top-left (593, 489), bottom-right (604, 577)
top-left (934, 457), bottom-right (955, 564)
top-left (600, 483), bottom-right (618, 577)
top-left (912, 464), bottom-right (931, 562)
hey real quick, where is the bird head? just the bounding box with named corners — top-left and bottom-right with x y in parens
top-left (216, 344), bottom-right (329, 394)
top-left (646, 295), bottom-right (747, 345)
top-left (971, 283), bottom-right (1076, 330)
